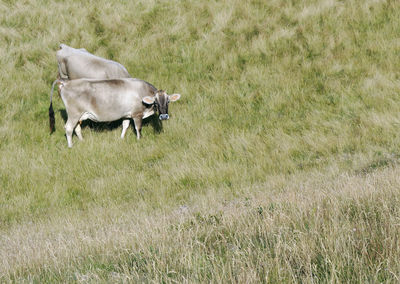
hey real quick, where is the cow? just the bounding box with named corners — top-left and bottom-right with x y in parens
top-left (56, 44), bottom-right (131, 80)
top-left (49, 44), bottom-right (132, 133)
top-left (48, 78), bottom-right (181, 148)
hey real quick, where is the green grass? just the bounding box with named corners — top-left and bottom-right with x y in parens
top-left (1, 0), bottom-right (400, 282)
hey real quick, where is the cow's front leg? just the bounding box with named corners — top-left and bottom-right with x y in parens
top-left (75, 123), bottom-right (83, 141)
top-left (121, 119), bottom-right (130, 139)
top-left (133, 117), bottom-right (143, 140)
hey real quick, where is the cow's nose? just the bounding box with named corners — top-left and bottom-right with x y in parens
top-left (159, 114), bottom-right (169, 120)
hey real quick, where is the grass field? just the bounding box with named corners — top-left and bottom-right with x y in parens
top-left (1, 0), bottom-right (400, 282)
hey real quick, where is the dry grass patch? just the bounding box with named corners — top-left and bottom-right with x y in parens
top-left (1, 166), bottom-right (400, 282)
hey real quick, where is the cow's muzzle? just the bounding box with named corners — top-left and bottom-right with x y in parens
top-left (159, 114), bottom-right (169, 120)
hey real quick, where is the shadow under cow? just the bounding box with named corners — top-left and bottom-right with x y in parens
top-left (58, 109), bottom-right (163, 137)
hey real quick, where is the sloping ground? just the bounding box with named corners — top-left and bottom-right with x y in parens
top-left (1, 0), bottom-right (400, 281)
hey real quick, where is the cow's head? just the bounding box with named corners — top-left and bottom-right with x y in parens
top-left (142, 90), bottom-right (181, 120)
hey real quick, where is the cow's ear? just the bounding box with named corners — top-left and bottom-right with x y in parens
top-left (169, 94), bottom-right (181, 102)
top-left (142, 96), bottom-right (155, 105)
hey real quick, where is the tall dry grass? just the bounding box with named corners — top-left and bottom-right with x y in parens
top-left (1, 167), bottom-right (400, 282)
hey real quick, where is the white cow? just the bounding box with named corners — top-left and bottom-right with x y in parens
top-left (56, 44), bottom-right (131, 79)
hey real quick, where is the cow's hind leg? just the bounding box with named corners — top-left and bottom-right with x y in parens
top-left (121, 119), bottom-right (130, 139)
top-left (133, 117), bottom-right (143, 140)
top-left (65, 118), bottom-right (79, 148)
top-left (75, 122), bottom-right (83, 141)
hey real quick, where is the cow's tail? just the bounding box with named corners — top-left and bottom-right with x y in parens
top-left (49, 79), bottom-right (64, 133)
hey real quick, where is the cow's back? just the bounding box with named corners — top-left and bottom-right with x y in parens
top-left (125, 79), bottom-right (157, 99)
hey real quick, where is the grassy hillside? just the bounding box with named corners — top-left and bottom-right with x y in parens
top-left (1, 0), bottom-right (400, 282)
